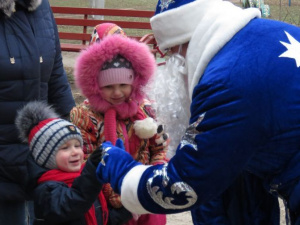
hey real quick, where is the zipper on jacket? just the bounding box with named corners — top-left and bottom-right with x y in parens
top-left (10, 57), bottom-right (15, 64)
top-left (27, 11), bottom-right (43, 64)
top-left (3, 22), bottom-right (16, 65)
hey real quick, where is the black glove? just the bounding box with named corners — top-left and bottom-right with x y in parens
top-left (155, 124), bottom-right (170, 147)
top-left (108, 206), bottom-right (133, 225)
top-left (89, 146), bottom-right (103, 167)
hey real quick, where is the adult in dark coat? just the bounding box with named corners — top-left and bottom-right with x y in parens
top-left (0, 0), bottom-right (75, 224)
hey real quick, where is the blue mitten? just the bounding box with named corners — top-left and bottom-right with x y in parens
top-left (115, 138), bottom-right (125, 149)
top-left (96, 139), bottom-right (142, 194)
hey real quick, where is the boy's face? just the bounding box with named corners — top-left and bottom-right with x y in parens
top-left (56, 139), bottom-right (84, 172)
top-left (100, 84), bottom-right (132, 105)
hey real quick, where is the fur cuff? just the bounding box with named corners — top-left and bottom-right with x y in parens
top-left (27, 0), bottom-right (42, 11)
top-left (0, 0), bottom-right (15, 17)
top-left (0, 0), bottom-right (42, 17)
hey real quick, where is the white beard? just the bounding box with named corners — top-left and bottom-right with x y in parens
top-left (147, 53), bottom-right (191, 158)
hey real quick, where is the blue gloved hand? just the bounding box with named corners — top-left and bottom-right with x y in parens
top-left (96, 139), bottom-right (141, 194)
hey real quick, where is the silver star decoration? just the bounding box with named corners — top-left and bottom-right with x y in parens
top-left (180, 113), bottom-right (206, 150)
top-left (279, 31), bottom-right (300, 68)
top-left (159, 0), bottom-right (175, 12)
top-left (100, 146), bottom-right (111, 166)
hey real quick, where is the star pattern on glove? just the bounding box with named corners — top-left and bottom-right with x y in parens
top-left (100, 146), bottom-right (111, 166)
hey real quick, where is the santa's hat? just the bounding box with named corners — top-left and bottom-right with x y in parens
top-left (150, 0), bottom-right (201, 52)
top-left (154, 0), bottom-right (195, 13)
top-left (15, 101), bottom-right (83, 169)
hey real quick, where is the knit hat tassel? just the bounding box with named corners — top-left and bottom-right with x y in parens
top-left (104, 108), bottom-right (117, 145)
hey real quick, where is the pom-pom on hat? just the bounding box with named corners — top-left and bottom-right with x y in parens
top-left (99, 54), bottom-right (134, 87)
top-left (15, 101), bottom-right (83, 170)
top-left (90, 23), bottom-right (127, 45)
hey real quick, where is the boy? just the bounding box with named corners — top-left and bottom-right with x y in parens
top-left (15, 101), bottom-right (132, 225)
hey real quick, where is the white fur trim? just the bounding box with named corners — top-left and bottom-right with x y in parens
top-left (121, 165), bottom-right (151, 214)
top-left (133, 117), bottom-right (158, 139)
top-left (0, 0), bottom-right (15, 17)
top-left (186, 1), bottom-right (261, 99)
top-left (0, 0), bottom-right (42, 16)
top-left (150, 0), bottom-right (203, 51)
top-left (28, 0), bottom-right (42, 11)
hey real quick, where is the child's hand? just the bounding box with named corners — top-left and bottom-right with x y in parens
top-left (89, 146), bottom-right (103, 167)
top-left (90, 139), bottom-right (125, 167)
top-left (155, 124), bottom-right (170, 147)
top-left (96, 139), bottom-right (142, 193)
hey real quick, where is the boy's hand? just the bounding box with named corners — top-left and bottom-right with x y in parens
top-left (90, 139), bottom-right (126, 167)
top-left (89, 146), bottom-right (103, 167)
top-left (96, 139), bottom-right (141, 194)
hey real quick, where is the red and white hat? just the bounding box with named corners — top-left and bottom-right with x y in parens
top-left (15, 101), bottom-right (83, 169)
top-left (90, 22), bottom-right (127, 45)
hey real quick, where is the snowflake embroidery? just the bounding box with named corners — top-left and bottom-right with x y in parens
top-left (147, 164), bottom-right (198, 209)
top-left (159, 0), bottom-right (176, 12)
top-left (180, 113), bottom-right (206, 150)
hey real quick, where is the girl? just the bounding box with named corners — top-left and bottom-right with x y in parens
top-left (71, 35), bottom-right (168, 225)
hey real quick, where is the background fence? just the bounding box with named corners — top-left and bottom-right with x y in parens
top-left (232, 0), bottom-right (300, 26)
top-left (49, 0), bottom-right (300, 27)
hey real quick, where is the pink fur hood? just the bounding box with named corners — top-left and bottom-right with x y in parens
top-left (74, 35), bottom-right (156, 118)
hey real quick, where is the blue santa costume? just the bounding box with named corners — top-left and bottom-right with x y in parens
top-left (96, 0), bottom-right (300, 224)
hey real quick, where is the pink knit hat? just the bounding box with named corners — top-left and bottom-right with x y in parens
top-left (98, 54), bottom-right (134, 87)
top-left (75, 35), bottom-right (156, 119)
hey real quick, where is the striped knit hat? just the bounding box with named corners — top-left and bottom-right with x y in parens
top-left (15, 101), bottom-right (83, 170)
top-left (90, 23), bottom-right (127, 45)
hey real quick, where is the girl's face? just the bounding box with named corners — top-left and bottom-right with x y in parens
top-left (56, 139), bottom-right (83, 172)
top-left (100, 84), bottom-right (133, 105)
